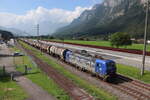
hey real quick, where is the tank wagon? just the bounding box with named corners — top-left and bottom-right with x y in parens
top-left (21, 39), bottom-right (117, 81)
top-left (49, 46), bottom-right (69, 60)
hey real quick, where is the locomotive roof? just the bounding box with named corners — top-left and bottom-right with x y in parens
top-left (72, 52), bottom-right (96, 62)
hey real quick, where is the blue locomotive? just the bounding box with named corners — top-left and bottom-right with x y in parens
top-left (65, 50), bottom-right (116, 80)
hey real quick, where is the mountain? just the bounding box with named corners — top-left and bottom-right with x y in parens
top-left (38, 21), bottom-right (69, 35)
top-left (53, 0), bottom-right (150, 39)
top-left (0, 26), bottom-right (28, 36)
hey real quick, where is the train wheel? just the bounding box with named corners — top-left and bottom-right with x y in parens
top-left (103, 75), bottom-right (109, 82)
top-left (91, 73), bottom-right (96, 77)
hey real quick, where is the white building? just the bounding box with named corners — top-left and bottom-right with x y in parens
top-left (7, 39), bottom-right (15, 46)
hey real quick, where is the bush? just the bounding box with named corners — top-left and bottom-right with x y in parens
top-left (110, 32), bottom-right (132, 48)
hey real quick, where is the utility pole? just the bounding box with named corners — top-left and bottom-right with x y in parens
top-left (37, 24), bottom-right (42, 54)
top-left (141, 0), bottom-right (149, 76)
top-left (37, 24), bottom-right (39, 42)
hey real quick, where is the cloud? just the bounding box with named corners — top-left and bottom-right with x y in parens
top-left (89, 0), bottom-right (103, 4)
top-left (0, 6), bottom-right (91, 35)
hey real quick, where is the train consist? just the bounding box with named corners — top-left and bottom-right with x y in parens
top-left (21, 39), bottom-right (117, 81)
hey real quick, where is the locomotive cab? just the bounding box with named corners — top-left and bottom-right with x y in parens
top-left (106, 60), bottom-right (117, 76)
top-left (95, 59), bottom-right (107, 76)
top-left (95, 59), bottom-right (117, 80)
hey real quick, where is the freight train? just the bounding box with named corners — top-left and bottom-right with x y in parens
top-left (21, 39), bottom-right (117, 81)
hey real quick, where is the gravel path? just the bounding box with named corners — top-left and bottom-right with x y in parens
top-left (16, 76), bottom-right (56, 100)
top-left (0, 43), bottom-right (56, 100)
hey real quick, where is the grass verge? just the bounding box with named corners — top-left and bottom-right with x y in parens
top-left (11, 46), bottom-right (70, 100)
top-left (0, 68), bottom-right (27, 100)
top-left (117, 64), bottom-right (150, 83)
top-left (19, 41), bottom-right (117, 100)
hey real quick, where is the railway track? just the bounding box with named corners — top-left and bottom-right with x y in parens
top-left (103, 74), bottom-right (150, 100)
top-left (50, 55), bottom-right (150, 100)
top-left (39, 40), bottom-right (150, 100)
top-left (117, 75), bottom-right (150, 91)
top-left (42, 50), bottom-right (150, 100)
top-left (21, 46), bottom-right (94, 100)
top-left (19, 41), bottom-right (150, 100)
top-left (62, 59), bottom-right (150, 100)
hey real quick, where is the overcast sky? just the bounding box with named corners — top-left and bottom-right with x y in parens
top-left (0, 0), bottom-right (103, 35)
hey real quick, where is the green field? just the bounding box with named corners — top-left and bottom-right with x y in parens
top-left (11, 47), bottom-right (70, 100)
top-left (117, 64), bottom-right (150, 83)
top-left (19, 41), bottom-right (117, 100)
top-left (46, 39), bottom-right (150, 51)
top-left (0, 68), bottom-right (27, 100)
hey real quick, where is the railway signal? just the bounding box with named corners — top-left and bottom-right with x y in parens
top-left (141, 0), bottom-right (149, 76)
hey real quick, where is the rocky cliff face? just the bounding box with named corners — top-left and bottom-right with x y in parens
top-left (54, 0), bottom-right (149, 39)
top-left (75, 0), bottom-right (143, 23)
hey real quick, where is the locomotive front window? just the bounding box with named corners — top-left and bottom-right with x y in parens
top-left (96, 63), bottom-right (102, 67)
top-left (106, 62), bottom-right (115, 69)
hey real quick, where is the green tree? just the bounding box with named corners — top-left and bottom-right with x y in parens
top-left (110, 32), bottom-right (132, 48)
top-left (0, 30), bottom-right (14, 42)
top-left (49, 36), bottom-right (54, 39)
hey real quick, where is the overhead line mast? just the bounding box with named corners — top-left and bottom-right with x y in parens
top-left (37, 24), bottom-right (39, 42)
top-left (141, 0), bottom-right (149, 76)
top-left (36, 24), bottom-right (42, 54)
